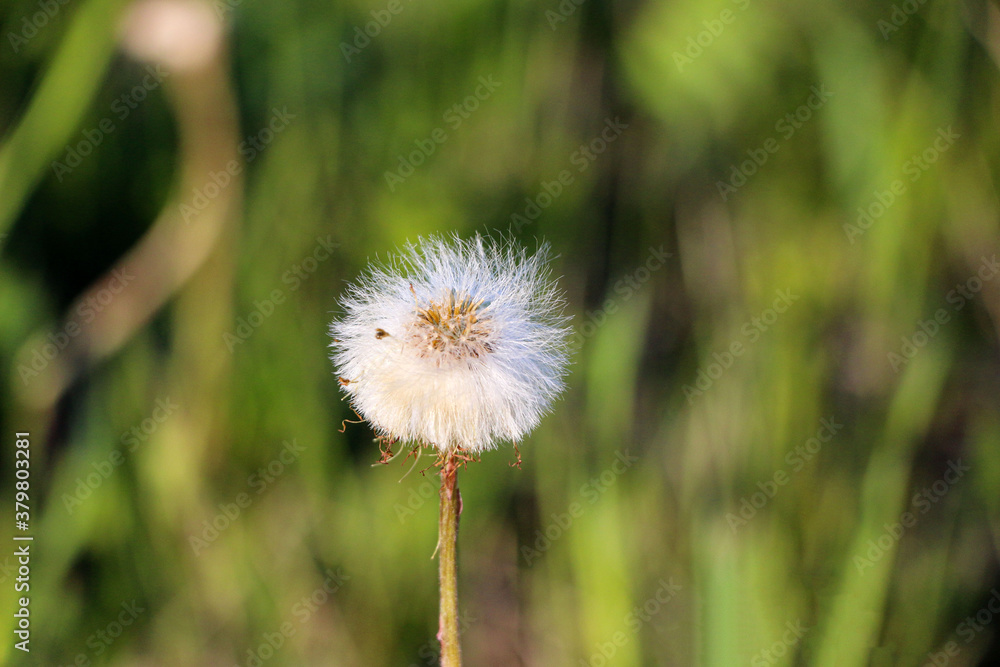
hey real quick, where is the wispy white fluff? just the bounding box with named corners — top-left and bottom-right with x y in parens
top-left (330, 234), bottom-right (571, 454)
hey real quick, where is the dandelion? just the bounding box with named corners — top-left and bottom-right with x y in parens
top-left (330, 233), bottom-right (571, 665)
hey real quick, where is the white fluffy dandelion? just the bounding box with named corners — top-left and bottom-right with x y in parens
top-left (329, 234), bottom-right (571, 454)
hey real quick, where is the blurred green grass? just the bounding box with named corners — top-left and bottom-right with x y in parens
top-left (2, 0), bottom-right (1000, 664)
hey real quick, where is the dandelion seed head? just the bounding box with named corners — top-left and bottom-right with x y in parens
top-left (330, 234), bottom-right (571, 454)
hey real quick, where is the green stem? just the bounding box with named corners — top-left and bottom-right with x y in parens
top-left (438, 454), bottom-right (462, 666)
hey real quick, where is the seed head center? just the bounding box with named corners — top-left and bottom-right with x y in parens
top-left (409, 289), bottom-right (493, 360)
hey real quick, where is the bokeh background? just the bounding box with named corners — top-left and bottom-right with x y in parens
top-left (2, 0), bottom-right (1000, 664)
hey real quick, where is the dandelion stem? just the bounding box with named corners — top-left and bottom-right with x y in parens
top-left (437, 453), bottom-right (462, 666)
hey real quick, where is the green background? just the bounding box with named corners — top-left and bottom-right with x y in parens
top-left (2, 0), bottom-right (1000, 664)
